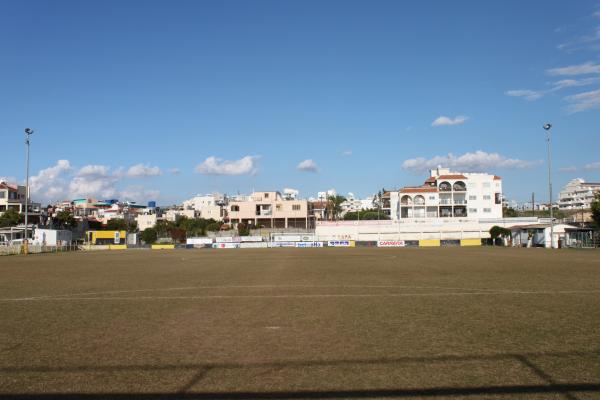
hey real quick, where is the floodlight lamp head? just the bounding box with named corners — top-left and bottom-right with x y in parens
top-left (25, 128), bottom-right (34, 134)
top-left (543, 123), bottom-right (552, 131)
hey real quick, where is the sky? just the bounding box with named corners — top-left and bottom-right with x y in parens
top-left (1, 0), bottom-right (600, 206)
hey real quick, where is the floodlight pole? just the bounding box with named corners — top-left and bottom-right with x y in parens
top-left (24, 128), bottom-right (34, 254)
top-left (543, 123), bottom-right (554, 248)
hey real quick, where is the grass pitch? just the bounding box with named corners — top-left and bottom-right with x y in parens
top-left (1, 247), bottom-right (600, 399)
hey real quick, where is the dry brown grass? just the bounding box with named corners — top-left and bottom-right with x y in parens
top-left (1, 247), bottom-right (600, 399)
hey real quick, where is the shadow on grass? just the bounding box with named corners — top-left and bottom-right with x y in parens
top-left (2, 349), bottom-right (599, 399)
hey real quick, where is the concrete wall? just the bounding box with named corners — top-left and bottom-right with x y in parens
top-left (315, 218), bottom-right (539, 241)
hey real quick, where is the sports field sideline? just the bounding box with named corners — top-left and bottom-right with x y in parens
top-left (1, 247), bottom-right (600, 399)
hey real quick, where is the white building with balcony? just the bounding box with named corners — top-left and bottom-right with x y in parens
top-left (0, 181), bottom-right (41, 219)
top-left (182, 193), bottom-right (225, 220)
top-left (558, 178), bottom-right (600, 210)
top-left (227, 191), bottom-right (313, 228)
top-left (392, 167), bottom-right (503, 220)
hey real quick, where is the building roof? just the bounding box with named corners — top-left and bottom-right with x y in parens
top-left (0, 182), bottom-right (18, 190)
top-left (399, 187), bottom-right (438, 193)
top-left (493, 175), bottom-right (502, 180)
top-left (437, 174), bottom-right (467, 180)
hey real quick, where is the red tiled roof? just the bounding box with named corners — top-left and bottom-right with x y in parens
top-left (437, 174), bottom-right (467, 180)
top-left (493, 175), bottom-right (502, 180)
top-left (0, 182), bottom-right (18, 190)
top-left (400, 187), bottom-right (438, 193)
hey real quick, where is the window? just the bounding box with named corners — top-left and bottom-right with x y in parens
top-left (292, 205), bottom-right (301, 211)
top-left (264, 193), bottom-right (269, 198)
top-left (231, 205), bottom-right (239, 212)
top-left (468, 208), bottom-right (477, 214)
top-left (276, 204), bottom-right (282, 211)
top-left (495, 193), bottom-right (502, 204)
top-left (483, 195), bottom-right (491, 200)
top-left (483, 182), bottom-right (491, 188)
top-left (483, 208), bottom-right (491, 213)
top-left (439, 181), bottom-right (451, 191)
top-left (428, 196), bottom-right (435, 200)
top-left (0, 191), bottom-right (5, 199)
top-left (469, 195), bottom-right (477, 200)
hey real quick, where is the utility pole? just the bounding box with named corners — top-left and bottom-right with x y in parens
top-left (543, 123), bottom-right (554, 248)
top-left (24, 128), bottom-right (34, 255)
top-left (532, 192), bottom-right (535, 217)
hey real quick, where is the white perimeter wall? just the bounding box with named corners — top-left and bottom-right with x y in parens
top-left (315, 218), bottom-right (539, 241)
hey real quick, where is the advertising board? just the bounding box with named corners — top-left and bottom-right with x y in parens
top-left (295, 241), bottom-right (324, 248)
top-left (327, 240), bottom-right (355, 247)
top-left (240, 236), bottom-right (263, 242)
top-left (239, 242), bottom-right (269, 249)
top-left (212, 243), bottom-right (240, 249)
top-left (377, 240), bottom-right (406, 247)
top-left (268, 241), bottom-right (297, 248)
top-left (186, 237), bottom-right (214, 245)
top-left (272, 234), bottom-right (316, 242)
top-left (215, 237), bottom-right (241, 243)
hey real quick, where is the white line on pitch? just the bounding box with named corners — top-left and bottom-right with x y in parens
top-left (3, 290), bottom-right (600, 302)
top-left (17, 284), bottom-right (502, 300)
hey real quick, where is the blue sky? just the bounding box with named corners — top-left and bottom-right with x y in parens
top-left (1, 0), bottom-right (599, 205)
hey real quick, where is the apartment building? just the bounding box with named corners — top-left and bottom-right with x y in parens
top-left (182, 194), bottom-right (225, 221)
top-left (227, 191), bottom-right (313, 228)
top-left (392, 167), bottom-right (503, 220)
top-left (558, 178), bottom-right (600, 210)
top-left (0, 181), bottom-right (41, 218)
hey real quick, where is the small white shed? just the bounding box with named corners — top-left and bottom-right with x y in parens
top-left (33, 229), bottom-right (73, 246)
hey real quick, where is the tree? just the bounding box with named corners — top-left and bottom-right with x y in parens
top-left (176, 217), bottom-right (213, 237)
top-left (106, 218), bottom-right (127, 231)
top-left (327, 195), bottom-right (346, 221)
top-left (489, 225), bottom-right (511, 246)
top-left (0, 209), bottom-right (23, 227)
top-left (140, 228), bottom-right (157, 244)
top-left (55, 210), bottom-right (76, 229)
top-left (503, 207), bottom-right (519, 218)
top-left (237, 222), bottom-right (250, 237)
top-left (154, 220), bottom-right (174, 237)
top-left (206, 222), bottom-right (222, 232)
top-left (591, 192), bottom-right (600, 228)
top-left (344, 209), bottom-right (390, 221)
top-left (169, 227), bottom-right (186, 243)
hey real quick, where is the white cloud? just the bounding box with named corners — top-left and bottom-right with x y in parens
top-left (557, 27), bottom-right (600, 52)
top-left (402, 151), bottom-right (541, 173)
top-left (584, 161), bottom-right (600, 170)
top-left (559, 166), bottom-right (578, 173)
top-left (28, 160), bottom-right (162, 203)
top-left (505, 90), bottom-right (545, 101)
top-left (195, 156), bottom-right (258, 175)
top-left (431, 115), bottom-right (469, 127)
top-left (565, 88), bottom-right (600, 113)
top-left (547, 62), bottom-right (600, 76)
top-left (342, 150), bottom-right (353, 156)
top-left (0, 176), bottom-right (17, 184)
top-left (120, 185), bottom-right (160, 202)
top-left (29, 160), bottom-right (73, 202)
top-left (553, 77), bottom-right (600, 89)
top-left (169, 168), bottom-right (181, 175)
top-left (69, 164), bottom-right (119, 199)
top-left (125, 163), bottom-right (162, 178)
top-left (297, 159), bottom-right (319, 173)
